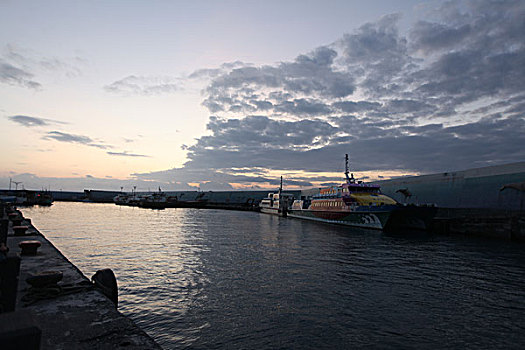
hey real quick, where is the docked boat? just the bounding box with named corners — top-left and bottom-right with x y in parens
top-left (136, 189), bottom-right (208, 209)
top-left (113, 192), bottom-right (144, 206)
top-left (259, 176), bottom-right (295, 216)
top-left (138, 189), bottom-right (169, 209)
top-left (114, 193), bottom-right (132, 206)
top-left (34, 191), bottom-right (53, 206)
top-left (288, 155), bottom-right (398, 230)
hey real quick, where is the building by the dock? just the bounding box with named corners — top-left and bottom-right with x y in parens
top-left (373, 162), bottom-right (525, 210)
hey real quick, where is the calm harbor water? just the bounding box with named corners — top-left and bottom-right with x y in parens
top-left (22, 202), bottom-right (525, 349)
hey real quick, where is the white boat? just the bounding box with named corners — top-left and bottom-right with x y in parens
top-left (259, 176), bottom-right (295, 216)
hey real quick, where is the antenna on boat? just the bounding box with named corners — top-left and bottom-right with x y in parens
top-left (345, 154), bottom-right (355, 184)
top-left (345, 154), bottom-right (350, 183)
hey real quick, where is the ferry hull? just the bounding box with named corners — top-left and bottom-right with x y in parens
top-left (288, 209), bottom-right (392, 230)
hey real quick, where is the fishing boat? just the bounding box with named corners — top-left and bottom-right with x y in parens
top-left (288, 155), bottom-right (398, 230)
top-left (259, 176), bottom-right (295, 216)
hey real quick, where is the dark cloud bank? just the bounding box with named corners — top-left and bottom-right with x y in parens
top-left (131, 0), bottom-right (525, 189)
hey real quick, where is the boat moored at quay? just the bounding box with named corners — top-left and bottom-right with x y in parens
top-left (259, 176), bottom-right (295, 216)
top-left (288, 155), bottom-right (398, 230)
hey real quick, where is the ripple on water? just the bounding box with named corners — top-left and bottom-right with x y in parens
top-left (22, 202), bottom-right (525, 349)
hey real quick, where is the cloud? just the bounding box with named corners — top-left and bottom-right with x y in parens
top-left (115, 0), bottom-right (525, 191)
top-left (7, 115), bottom-right (66, 127)
top-left (192, 115), bottom-right (337, 153)
top-left (188, 61), bottom-right (248, 80)
top-left (404, 0), bottom-right (525, 112)
top-left (0, 44), bottom-right (85, 89)
top-left (0, 60), bottom-right (41, 89)
top-left (42, 131), bottom-right (110, 149)
top-left (198, 1), bottom-right (525, 123)
top-left (338, 13), bottom-right (412, 96)
top-left (131, 165), bottom-right (315, 190)
top-left (171, 112), bottom-right (525, 176)
top-left (175, 0), bottom-right (525, 184)
top-left (107, 151), bottom-right (150, 158)
top-left (104, 62), bottom-right (251, 96)
top-left (201, 46), bottom-right (355, 116)
top-left (6, 1), bottom-right (525, 191)
top-left (104, 75), bottom-right (182, 95)
top-left (38, 57), bottom-right (83, 77)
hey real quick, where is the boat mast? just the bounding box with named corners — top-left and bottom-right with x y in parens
top-left (279, 176), bottom-right (283, 194)
top-left (345, 154), bottom-right (355, 184)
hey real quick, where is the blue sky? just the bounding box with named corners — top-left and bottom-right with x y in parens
top-left (1, 0), bottom-right (524, 191)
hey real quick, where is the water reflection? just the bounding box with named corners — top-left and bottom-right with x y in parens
top-left (22, 202), bottom-right (525, 349)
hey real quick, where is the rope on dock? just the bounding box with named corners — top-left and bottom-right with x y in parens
top-left (21, 281), bottom-right (94, 306)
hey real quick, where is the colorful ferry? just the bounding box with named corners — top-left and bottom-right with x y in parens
top-left (288, 155), bottom-right (398, 230)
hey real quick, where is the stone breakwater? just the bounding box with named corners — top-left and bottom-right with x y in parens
top-left (0, 204), bottom-right (162, 350)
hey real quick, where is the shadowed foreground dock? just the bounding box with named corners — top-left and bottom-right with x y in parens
top-left (0, 206), bottom-right (161, 349)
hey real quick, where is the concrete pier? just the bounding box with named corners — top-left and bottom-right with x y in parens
top-left (0, 206), bottom-right (162, 349)
top-left (431, 208), bottom-right (525, 241)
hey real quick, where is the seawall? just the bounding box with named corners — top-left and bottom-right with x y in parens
top-left (431, 208), bottom-right (525, 241)
top-left (373, 162), bottom-right (525, 240)
top-left (0, 205), bottom-right (162, 349)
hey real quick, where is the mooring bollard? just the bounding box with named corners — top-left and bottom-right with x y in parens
top-left (26, 271), bottom-right (63, 288)
top-left (18, 241), bottom-right (42, 256)
top-left (12, 226), bottom-right (29, 236)
top-left (92, 268), bottom-right (118, 307)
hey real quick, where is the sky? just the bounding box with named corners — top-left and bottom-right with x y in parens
top-left (1, 0), bottom-right (524, 192)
